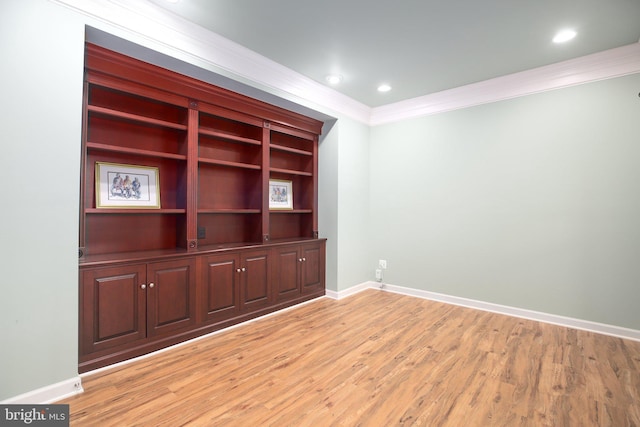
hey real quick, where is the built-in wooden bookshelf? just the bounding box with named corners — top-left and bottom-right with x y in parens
top-left (78, 43), bottom-right (325, 372)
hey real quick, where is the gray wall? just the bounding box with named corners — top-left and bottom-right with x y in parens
top-left (0, 0), bottom-right (85, 399)
top-left (336, 119), bottom-right (371, 291)
top-left (319, 117), bottom-right (371, 293)
top-left (319, 121), bottom-right (340, 291)
top-left (369, 73), bottom-right (640, 329)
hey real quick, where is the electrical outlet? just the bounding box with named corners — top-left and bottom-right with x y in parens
top-left (379, 259), bottom-right (387, 269)
top-left (375, 269), bottom-right (382, 281)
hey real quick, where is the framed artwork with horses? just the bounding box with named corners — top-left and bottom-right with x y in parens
top-left (95, 162), bottom-right (160, 209)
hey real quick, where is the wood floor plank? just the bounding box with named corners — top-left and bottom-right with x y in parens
top-left (61, 290), bottom-right (640, 426)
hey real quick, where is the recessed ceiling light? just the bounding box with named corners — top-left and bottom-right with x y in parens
top-left (325, 74), bottom-right (343, 85)
top-left (377, 84), bottom-right (392, 93)
top-left (553, 29), bottom-right (577, 43)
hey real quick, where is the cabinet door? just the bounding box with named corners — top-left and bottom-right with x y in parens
top-left (272, 245), bottom-right (301, 302)
top-left (80, 264), bottom-right (147, 354)
top-left (201, 253), bottom-right (241, 323)
top-left (147, 258), bottom-right (197, 337)
top-left (301, 242), bottom-right (325, 295)
top-left (240, 250), bottom-right (271, 311)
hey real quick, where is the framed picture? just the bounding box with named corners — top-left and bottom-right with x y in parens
top-left (269, 179), bottom-right (293, 210)
top-left (95, 162), bottom-right (161, 209)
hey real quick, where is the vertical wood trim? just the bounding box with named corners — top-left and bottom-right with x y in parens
top-left (262, 123), bottom-right (271, 242)
top-left (194, 254), bottom-right (203, 324)
top-left (79, 80), bottom-right (89, 257)
top-left (312, 134), bottom-right (319, 238)
top-left (186, 104), bottom-right (199, 250)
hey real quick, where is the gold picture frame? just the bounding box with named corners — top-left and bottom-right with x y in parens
top-left (269, 179), bottom-right (293, 210)
top-left (95, 162), bottom-right (161, 209)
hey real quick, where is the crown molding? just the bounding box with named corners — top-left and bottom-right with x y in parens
top-left (50, 0), bottom-right (371, 123)
top-left (369, 42), bottom-right (640, 126)
top-left (52, 0), bottom-right (640, 127)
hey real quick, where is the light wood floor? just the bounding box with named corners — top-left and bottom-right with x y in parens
top-left (61, 290), bottom-right (640, 426)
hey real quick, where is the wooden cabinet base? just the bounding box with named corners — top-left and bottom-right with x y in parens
top-left (79, 290), bottom-right (323, 373)
top-left (79, 239), bottom-right (325, 373)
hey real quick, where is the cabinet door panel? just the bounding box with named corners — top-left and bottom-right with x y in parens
top-left (147, 259), bottom-right (197, 337)
top-left (273, 247), bottom-right (300, 301)
top-left (301, 243), bottom-right (325, 294)
top-left (80, 264), bottom-right (146, 354)
top-left (241, 250), bottom-right (270, 310)
top-left (201, 253), bottom-right (240, 322)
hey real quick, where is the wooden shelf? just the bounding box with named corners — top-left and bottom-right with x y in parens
top-left (88, 105), bottom-right (188, 130)
top-left (85, 208), bottom-right (186, 214)
top-left (270, 167), bottom-right (312, 176)
top-left (199, 128), bottom-right (261, 146)
top-left (269, 209), bottom-right (312, 214)
top-left (87, 142), bottom-right (187, 160)
top-left (198, 209), bottom-right (261, 214)
top-left (82, 42), bottom-right (321, 266)
top-left (270, 143), bottom-right (312, 156)
top-left (199, 158), bottom-right (261, 170)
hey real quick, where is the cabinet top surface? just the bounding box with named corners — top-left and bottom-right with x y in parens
top-left (79, 238), bottom-right (327, 268)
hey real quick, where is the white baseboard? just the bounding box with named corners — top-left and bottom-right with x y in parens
top-left (325, 281), bottom-right (375, 300)
top-left (1, 376), bottom-right (83, 404)
top-left (351, 281), bottom-right (640, 342)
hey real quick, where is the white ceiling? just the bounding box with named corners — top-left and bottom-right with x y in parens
top-left (147, 0), bottom-right (640, 107)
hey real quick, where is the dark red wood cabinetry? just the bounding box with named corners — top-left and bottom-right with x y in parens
top-left (300, 243), bottom-right (325, 295)
top-left (147, 259), bottom-right (197, 337)
top-left (80, 259), bottom-right (196, 355)
top-left (79, 44), bottom-right (325, 372)
top-left (272, 242), bottom-right (325, 302)
top-left (80, 264), bottom-right (147, 355)
top-left (239, 249), bottom-right (271, 312)
top-left (200, 252), bottom-right (241, 324)
top-left (199, 248), bottom-right (272, 325)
